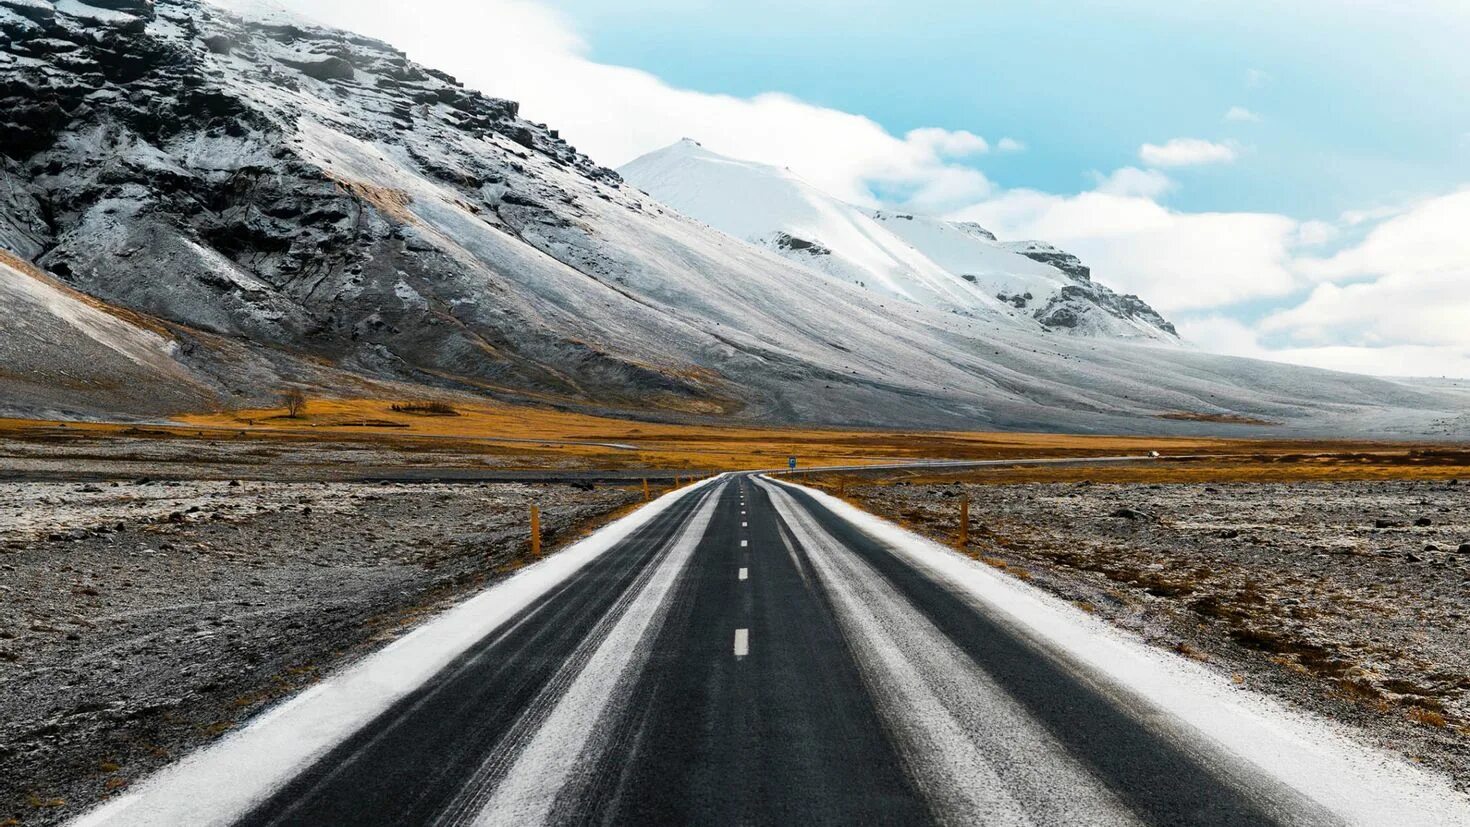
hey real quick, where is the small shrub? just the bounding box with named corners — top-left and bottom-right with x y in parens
top-left (281, 390), bottom-right (307, 418)
top-left (390, 401), bottom-right (460, 416)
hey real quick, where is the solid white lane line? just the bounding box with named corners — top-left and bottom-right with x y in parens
top-left (734, 628), bottom-right (749, 657)
top-left (740, 540), bottom-right (748, 547)
top-left (738, 567), bottom-right (748, 580)
top-left (468, 488), bottom-right (724, 826)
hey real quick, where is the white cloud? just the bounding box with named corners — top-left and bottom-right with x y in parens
top-left (1246, 68), bottom-right (1272, 88)
top-left (1294, 219), bottom-right (1338, 246)
top-left (1298, 188), bottom-right (1470, 282)
top-left (996, 137), bottom-right (1026, 152)
top-left (1235, 189), bottom-right (1470, 376)
top-left (270, 0), bottom-right (1002, 209)
top-left (1261, 274), bottom-right (1470, 346)
top-left (952, 187), bottom-right (1300, 312)
top-left (1224, 106), bottom-right (1262, 122)
top-left (899, 166), bottom-right (995, 214)
top-left (1264, 345), bottom-right (1470, 378)
top-left (904, 127), bottom-right (989, 157)
top-left (1175, 315), bottom-right (1272, 359)
top-left (1183, 313), bottom-right (1470, 377)
top-left (1139, 138), bottom-right (1238, 167)
top-left (1091, 167), bottom-right (1175, 199)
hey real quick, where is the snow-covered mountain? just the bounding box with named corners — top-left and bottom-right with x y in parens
top-left (621, 139), bottom-right (1176, 341)
top-left (0, 0), bottom-right (1466, 435)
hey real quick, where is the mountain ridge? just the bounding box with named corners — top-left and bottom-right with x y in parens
top-left (0, 0), bottom-right (1466, 437)
top-left (621, 138), bottom-right (1178, 342)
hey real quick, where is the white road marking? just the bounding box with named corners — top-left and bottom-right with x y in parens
top-left (740, 540), bottom-right (748, 547)
top-left (734, 628), bottom-right (749, 657)
top-left (742, 521), bottom-right (748, 527)
top-left (738, 567), bottom-right (748, 580)
top-left (465, 488), bottom-right (724, 826)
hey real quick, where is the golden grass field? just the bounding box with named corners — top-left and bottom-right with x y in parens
top-left (800, 449), bottom-right (1470, 489)
top-left (1, 394), bottom-right (1467, 481)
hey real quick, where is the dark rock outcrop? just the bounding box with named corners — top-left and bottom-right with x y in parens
top-left (998, 242), bottom-right (1176, 337)
top-left (772, 232), bottom-right (831, 256)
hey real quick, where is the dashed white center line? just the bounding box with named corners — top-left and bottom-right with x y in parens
top-left (742, 521), bottom-right (748, 527)
top-left (738, 567), bottom-right (748, 580)
top-left (734, 628), bottom-right (749, 658)
top-left (740, 540), bottom-right (748, 547)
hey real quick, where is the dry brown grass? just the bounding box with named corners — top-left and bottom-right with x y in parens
top-left (332, 178), bottom-right (416, 224)
top-left (1409, 707), bottom-right (1449, 728)
top-left (3, 392), bottom-right (1468, 481)
top-left (1174, 641), bottom-right (1211, 662)
top-left (25, 793), bottom-right (64, 809)
top-left (807, 449), bottom-right (1470, 488)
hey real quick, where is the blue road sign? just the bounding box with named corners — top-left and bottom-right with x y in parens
top-left (788, 456), bottom-right (797, 470)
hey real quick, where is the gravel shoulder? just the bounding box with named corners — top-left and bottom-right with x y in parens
top-left (844, 479), bottom-right (1470, 790)
top-left (0, 478), bottom-right (639, 826)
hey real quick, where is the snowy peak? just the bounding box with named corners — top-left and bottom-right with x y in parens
top-left (623, 141), bottom-right (1178, 342)
top-left (2, 0), bottom-right (1463, 437)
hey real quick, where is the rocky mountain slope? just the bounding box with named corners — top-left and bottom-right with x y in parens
top-left (0, 246), bottom-right (351, 418)
top-left (0, 0), bottom-right (1465, 435)
top-left (621, 139), bottom-right (1177, 341)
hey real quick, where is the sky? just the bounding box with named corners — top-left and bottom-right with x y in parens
top-left (272, 0), bottom-right (1470, 378)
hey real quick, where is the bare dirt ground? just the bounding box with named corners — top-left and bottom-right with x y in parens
top-left (843, 478), bottom-right (1470, 790)
top-left (0, 478), bottom-right (638, 826)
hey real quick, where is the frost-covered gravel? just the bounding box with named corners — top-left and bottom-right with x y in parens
top-left (851, 479), bottom-right (1470, 790)
top-left (0, 430), bottom-right (585, 482)
top-left (0, 479), bottom-right (637, 825)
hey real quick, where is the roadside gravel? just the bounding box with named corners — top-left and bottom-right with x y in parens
top-left (0, 479), bottom-right (637, 825)
top-left (850, 479), bottom-right (1470, 790)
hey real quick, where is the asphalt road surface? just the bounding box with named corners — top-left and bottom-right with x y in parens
top-left (208, 473), bottom-right (1344, 827)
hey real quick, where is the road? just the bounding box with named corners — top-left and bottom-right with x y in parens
top-left (80, 473), bottom-right (1469, 826)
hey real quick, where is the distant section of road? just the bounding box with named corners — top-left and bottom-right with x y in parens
top-left (74, 473), bottom-right (1470, 826)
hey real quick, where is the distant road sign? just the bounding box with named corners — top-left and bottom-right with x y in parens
top-left (788, 456), bottom-right (798, 470)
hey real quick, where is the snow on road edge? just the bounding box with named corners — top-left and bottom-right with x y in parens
top-left (772, 477), bottom-right (1470, 826)
top-left (71, 475), bottom-right (724, 827)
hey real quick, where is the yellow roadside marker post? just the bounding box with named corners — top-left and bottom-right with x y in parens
top-left (958, 494), bottom-right (969, 548)
top-left (642, 479), bottom-right (651, 501)
top-left (530, 505), bottom-right (542, 557)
